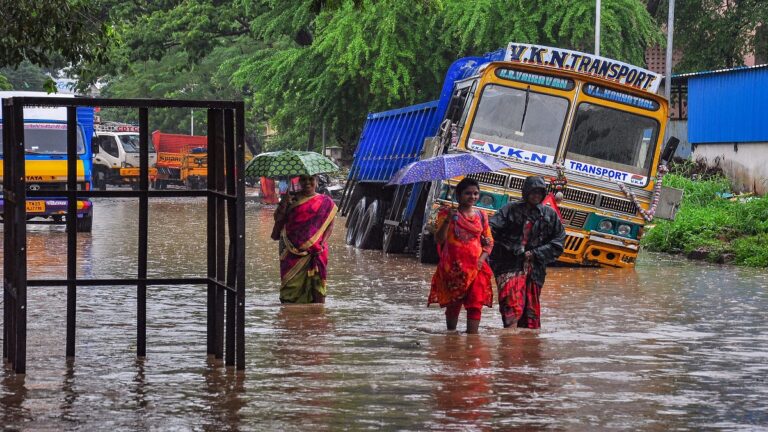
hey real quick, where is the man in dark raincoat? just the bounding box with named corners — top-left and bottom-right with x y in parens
top-left (489, 176), bottom-right (565, 329)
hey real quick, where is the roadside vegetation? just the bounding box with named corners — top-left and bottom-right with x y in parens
top-left (642, 163), bottom-right (768, 267)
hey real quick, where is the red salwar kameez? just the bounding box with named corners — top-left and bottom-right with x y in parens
top-left (428, 208), bottom-right (494, 321)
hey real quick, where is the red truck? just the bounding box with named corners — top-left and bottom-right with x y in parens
top-left (152, 131), bottom-right (208, 189)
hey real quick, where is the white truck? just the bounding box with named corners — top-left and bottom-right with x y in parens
top-left (92, 122), bottom-right (157, 189)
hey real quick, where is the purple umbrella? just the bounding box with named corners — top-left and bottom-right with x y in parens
top-left (387, 152), bottom-right (514, 185)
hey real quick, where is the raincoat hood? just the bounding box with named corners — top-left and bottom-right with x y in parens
top-left (522, 176), bottom-right (548, 200)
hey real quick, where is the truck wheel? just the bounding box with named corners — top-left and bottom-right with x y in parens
top-left (355, 199), bottom-right (383, 250)
top-left (345, 198), bottom-right (366, 245)
top-left (418, 232), bottom-right (439, 264)
top-left (95, 171), bottom-right (107, 191)
top-left (75, 214), bottom-right (93, 233)
top-left (382, 224), bottom-right (407, 254)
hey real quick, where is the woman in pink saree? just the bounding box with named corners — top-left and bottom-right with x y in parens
top-left (271, 175), bottom-right (338, 303)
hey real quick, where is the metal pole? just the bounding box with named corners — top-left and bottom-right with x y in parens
top-left (191, 109), bottom-right (194, 135)
top-left (137, 107), bottom-right (149, 358)
top-left (665, 0), bottom-right (676, 99)
top-left (595, 0), bottom-right (601, 56)
top-left (66, 107), bottom-right (78, 359)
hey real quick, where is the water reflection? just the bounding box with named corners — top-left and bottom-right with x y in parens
top-left (0, 373), bottom-right (29, 425)
top-left (429, 334), bottom-right (493, 428)
top-left (493, 332), bottom-right (550, 429)
top-left (201, 363), bottom-right (246, 432)
top-left (267, 305), bottom-right (336, 429)
top-left (1, 200), bottom-right (767, 430)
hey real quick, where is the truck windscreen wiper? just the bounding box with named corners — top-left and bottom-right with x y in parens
top-left (518, 85), bottom-right (531, 133)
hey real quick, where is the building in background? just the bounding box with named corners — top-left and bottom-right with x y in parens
top-left (676, 65), bottom-right (768, 195)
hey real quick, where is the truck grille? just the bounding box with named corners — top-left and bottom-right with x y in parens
top-left (564, 235), bottom-right (584, 252)
top-left (560, 207), bottom-right (574, 221)
top-left (599, 196), bottom-right (638, 215)
top-left (508, 176), bottom-right (525, 190)
top-left (570, 211), bottom-right (589, 228)
top-left (467, 172), bottom-right (507, 187)
top-left (562, 188), bottom-right (598, 206)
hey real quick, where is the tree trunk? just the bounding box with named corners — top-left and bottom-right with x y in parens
top-left (307, 125), bottom-right (316, 152)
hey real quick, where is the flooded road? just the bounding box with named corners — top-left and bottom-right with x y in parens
top-left (2, 198), bottom-right (767, 430)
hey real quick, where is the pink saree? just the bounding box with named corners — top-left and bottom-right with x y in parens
top-left (278, 194), bottom-right (338, 303)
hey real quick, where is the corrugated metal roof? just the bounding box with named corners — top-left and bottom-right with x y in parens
top-left (688, 66), bottom-right (768, 143)
top-left (673, 63), bottom-right (768, 79)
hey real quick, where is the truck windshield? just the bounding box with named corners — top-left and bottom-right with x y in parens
top-left (0, 123), bottom-right (85, 155)
top-left (468, 84), bottom-right (569, 157)
top-left (119, 134), bottom-right (155, 153)
top-left (566, 103), bottom-right (659, 177)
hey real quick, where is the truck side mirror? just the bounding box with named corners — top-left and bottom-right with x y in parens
top-left (660, 136), bottom-right (680, 164)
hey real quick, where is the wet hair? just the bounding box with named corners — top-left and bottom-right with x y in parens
top-left (455, 177), bottom-right (480, 197)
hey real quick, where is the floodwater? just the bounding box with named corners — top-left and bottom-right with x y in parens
top-left (1, 198), bottom-right (767, 431)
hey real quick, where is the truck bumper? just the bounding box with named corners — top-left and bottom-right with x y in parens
top-left (559, 231), bottom-right (639, 268)
top-left (0, 198), bottom-right (93, 219)
top-left (119, 167), bottom-right (158, 182)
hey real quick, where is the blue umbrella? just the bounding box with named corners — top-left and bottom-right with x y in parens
top-left (387, 152), bottom-right (514, 185)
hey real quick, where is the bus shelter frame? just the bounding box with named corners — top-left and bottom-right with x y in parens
top-left (2, 97), bottom-right (246, 374)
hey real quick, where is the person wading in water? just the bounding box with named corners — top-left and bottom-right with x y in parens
top-left (489, 175), bottom-right (565, 329)
top-left (428, 178), bottom-right (494, 334)
top-left (271, 174), bottom-right (338, 304)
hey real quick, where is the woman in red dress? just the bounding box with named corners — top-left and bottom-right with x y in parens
top-left (428, 178), bottom-right (494, 334)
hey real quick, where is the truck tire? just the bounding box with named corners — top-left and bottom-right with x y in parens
top-left (345, 197), bottom-right (366, 245)
top-left (95, 170), bottom-right (107, 191)
top-left (418, 231), bottom-right (439, 264)
top-left (382, 224), bottom-right (407, 254)
top-left (75, 214), bottom-right (93, 233)
top-left (355, 199), bottom-right (383, 250)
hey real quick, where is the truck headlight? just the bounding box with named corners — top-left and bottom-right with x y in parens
top-left (598, 219), bottom-right (613, 232)
top-left (617, 224), bottom-right (632, 236)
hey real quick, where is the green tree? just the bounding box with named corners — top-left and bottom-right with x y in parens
top-left (439, 0), bottom-right (662, 66)
top-left (662, 0), bottom-right (768, 72)
top-left (0, 74), bottom-right (12, 91)
top-left (0, 0), bottom-right (111, 69)
top-left (0, 61), bottom-right (51, 91)
top-left (91, 0), bottom-right (665, 157)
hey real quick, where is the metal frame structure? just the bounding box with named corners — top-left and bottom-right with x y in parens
top-left (3, 97), bottom-right (246, 374)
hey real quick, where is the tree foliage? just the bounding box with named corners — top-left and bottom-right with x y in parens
top-left (91, 0), bottom-right (663, 156)
top-left (0, 61), bottom-right (53, 91)
top-left (439, 0), bottom-right (662, 66)
top-left (662, 0), bottom-right (768, 72)
top-left (0, 0), bottom-right (111, 69)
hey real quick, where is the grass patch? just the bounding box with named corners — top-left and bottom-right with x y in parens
top-left (641, 174), bottom-right (768, 266)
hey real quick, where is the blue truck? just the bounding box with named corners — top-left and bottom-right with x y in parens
top-left (1, 92), bottom-right (95, 232)
top-left (340, 52), bottom-right (503, 261)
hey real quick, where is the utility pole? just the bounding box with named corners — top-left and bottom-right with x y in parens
top-left (322, 121), bottom-right (326, 157)
top-left (595, 0), bottom-right (601, 56)
top-left (664, 0), bottom-right (676, 99)
top-left (190, 109), bottom-right (194, 135)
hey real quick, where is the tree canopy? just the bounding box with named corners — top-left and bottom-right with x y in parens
top-left (89, 0), bottom-right (663, 156)
top-left (667, 0), bottom-right (768, 71)
top-left (0, 0), bottom-right (111, 69)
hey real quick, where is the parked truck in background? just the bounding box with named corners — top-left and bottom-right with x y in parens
top-left (152, 131), bottom-right (208, 190)
top-left (92, 122), bottom-right (157, 190)
top-left (341, 43), bottom-right (682, 267)
top-left (0, 91), bottom-right (95, 232)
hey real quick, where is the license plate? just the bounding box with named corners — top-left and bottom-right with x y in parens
top-left (26, 200), bottom-right (46, 213)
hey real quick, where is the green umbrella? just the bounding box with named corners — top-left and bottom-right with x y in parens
top-left (244, 150), bottom-right (339, 178)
